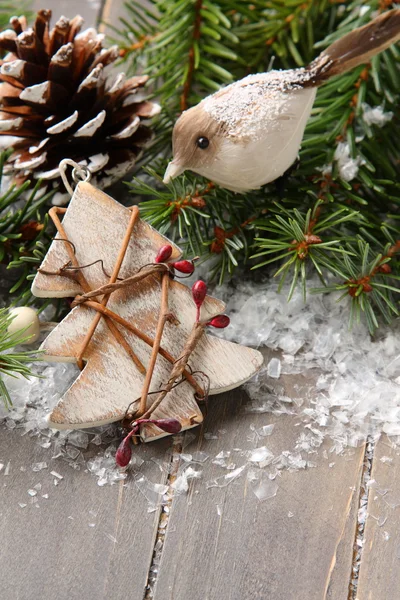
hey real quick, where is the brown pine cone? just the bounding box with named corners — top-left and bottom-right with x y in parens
top-left (0, 10), bottom-right (159, 203)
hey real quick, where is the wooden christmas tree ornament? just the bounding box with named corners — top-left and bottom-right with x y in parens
top-left (31, 163), bottom-right (263, 441)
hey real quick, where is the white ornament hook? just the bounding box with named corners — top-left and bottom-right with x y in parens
top-left (59, 159), bottom-right (92, 197)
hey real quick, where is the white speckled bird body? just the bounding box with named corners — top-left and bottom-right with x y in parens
top-left (197, 72), bottom-right (317, 192)
top-left (164, 10), bottom-right (400, 192)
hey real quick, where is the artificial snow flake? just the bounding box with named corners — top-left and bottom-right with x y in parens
top-left (334, 142), bottom-right (363, 181)
top-left (362, 103), bottom-right (393, 127)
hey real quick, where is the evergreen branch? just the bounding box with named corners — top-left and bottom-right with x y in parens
top-left (0, 307), bottom-right (41, 408)
top-left (0, 150), bottom-right (54, 302)
top-left (115, 0), bottom-right (400, 331)
top-left (252, 201), bottom-right (361, 300)
top-left (111, 0), bottom-right (263, 156)
top-left (311, 238), bottom-right (400, 334)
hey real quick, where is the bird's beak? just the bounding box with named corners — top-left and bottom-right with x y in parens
top-left (163, 161), bottom-right (185, 184)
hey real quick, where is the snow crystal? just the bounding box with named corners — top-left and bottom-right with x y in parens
top-left (216, 274), bottom-right (400, 457)
top-left (32, 462), bottom-right (47, 472)
top-left (252, 477), bottom-right (279, 502)
top-left (67, 431), bottom-right (89, 449)
top-left (206, 465), bottom-right (246, 489)
top-left (362, 103), bottom-right (393, 127)
top-left (334, 142), bottom-right (364, 181)
top-left (267, 357), bottom-right (281, 379)
top-left (191, 451), bottom-right (209, 463)
top-left (171, 466), bottom-right (202, 494)
top-left (248, 446), bottom-right (274, 467)
top-left (134, 473), bottom-right (168, 507)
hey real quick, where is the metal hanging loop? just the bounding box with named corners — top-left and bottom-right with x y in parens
top-left (59, 159), bottom-right (92, 197)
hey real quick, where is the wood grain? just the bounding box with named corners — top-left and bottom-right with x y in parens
top-left (152, 367), bottom-right (364, 600)
top-left (0, 428), bottom-right (171, 600)
top-left (355, 437), bottom-right (400, 600)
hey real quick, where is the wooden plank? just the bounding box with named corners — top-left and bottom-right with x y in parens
top-left (152, 369), bottom-right (364, 600)
top-left (355, 437), bottom-right (400, 600)
top-left (0, 428), bottom-right (170, 600)
top-left (32, 0), bottom-right (101, 28)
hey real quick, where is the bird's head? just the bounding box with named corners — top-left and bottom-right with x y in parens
top-left (163, 103), bottom-right (226, 185)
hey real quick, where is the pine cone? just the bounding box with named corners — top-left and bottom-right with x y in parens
top-left (0, 10), bottom-right (159, 203)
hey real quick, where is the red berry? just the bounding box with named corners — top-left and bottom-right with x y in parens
top-left (192, 280), bottom-right (207, 308)
top-left (207, 315), bottom-right (230, 329)
top-left (172, 260), bottom-right (195, 274)
top-left (152, 418), bottom-right (182, 434)
top-left (115, 432), bottom-right (133, 467)
top-left (155, 244), bottom-right (173, 263)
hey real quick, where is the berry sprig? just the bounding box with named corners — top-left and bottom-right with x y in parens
top-left (116, 275), bottom-right (230, 467)
top-left (116, 417), bottom-right (182, 467)
top-left (154, 243), bottom-right (195, 276)
top-left (191, 280), bottom-right (230, 328)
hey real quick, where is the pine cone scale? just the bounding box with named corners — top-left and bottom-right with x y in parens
top-left (46, 111), bottom-right (78, 135)
top-left (1, 59), bottom-right (48, 87)
top-left (0, 31), bottom-right (18, 54)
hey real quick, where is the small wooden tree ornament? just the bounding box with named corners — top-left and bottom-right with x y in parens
top-left (32, 170), bottom-right (263, 441)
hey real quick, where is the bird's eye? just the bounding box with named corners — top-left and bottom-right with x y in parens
top-left (196, 136), bottom-right (209, 149)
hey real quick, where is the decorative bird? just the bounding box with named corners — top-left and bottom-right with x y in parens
top-left (164, 10), bottom-right (400, 193)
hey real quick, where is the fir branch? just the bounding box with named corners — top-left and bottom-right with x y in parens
top-left (129, 165), bottom-right (262, 283)
top-left (0, 307), bottom-right (41, 408)
top-left (312, 238), bottom-right (400, 334)
top-left (0, 151), bottom-right (54, 302)
top-left (252, 201), bottom-right (361, 300)
top-left (112, 0), bottom-right (262, 156)
top-left (117, 0), bottom-right (400, 330)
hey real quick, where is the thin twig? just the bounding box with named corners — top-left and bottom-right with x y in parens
top-left (140, 321), bottom-right (206, 420)
top-left (48, 207), bottom-right (145, 374)
top-left (138, 271), bottom-right (171, 416)
top-left (180, 0), bottom-right (203, 112)
top-left (82, 299), bottom-right (204, 396)
top-left (76, 207), bottom-right (140, 368)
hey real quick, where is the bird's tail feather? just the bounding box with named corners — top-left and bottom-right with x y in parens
top-left (307, 9), bottom-right (400, 85)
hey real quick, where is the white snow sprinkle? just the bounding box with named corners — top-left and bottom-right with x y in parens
top-left (334, 142), bottom-right (363, 182)
top-left (362, 103), bottom-right (393, 127)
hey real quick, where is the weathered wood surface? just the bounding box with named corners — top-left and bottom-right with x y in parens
top-left (356, 437), bottom-right (400, 600)
top-left (153, 384), bottom-right (364, 600)
top-left (0, 375), bottom-right (364, 600)
top-left (0, 428), bottom-right (170, 600)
